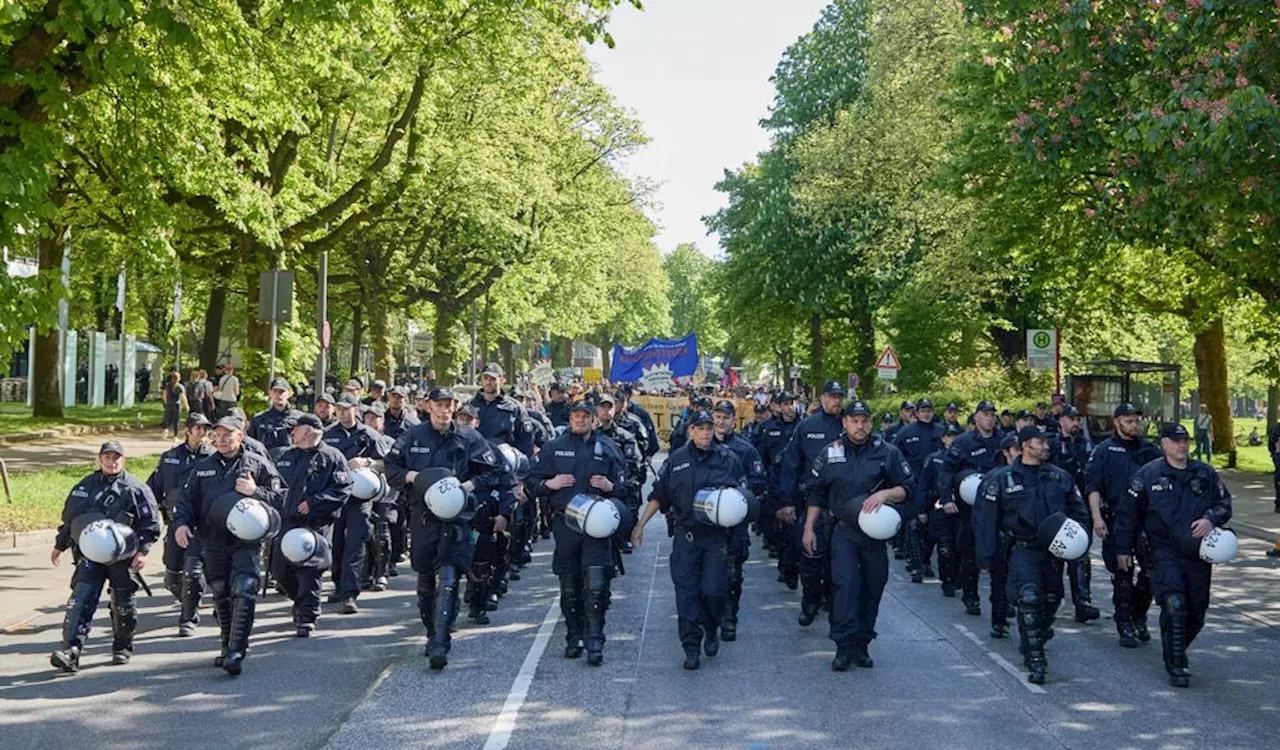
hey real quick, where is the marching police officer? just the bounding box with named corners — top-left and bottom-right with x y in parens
top-left (633, 409), bottom-right (748, 669)
top-left (618, 383), bottom-right (659, 461)
top-left (711, 400), bottom-right (765, 642)
top-left (1050, 405), bottom-right (1100, 623)
top-left (313, 391), bottom-right (337, 429)
top-left (756, 391), bottom-right (799, 584)
top-left (270, 413), bottom-right (353, 636)
top-left (147, 413), bottom-right (214, 636)
top-left (894, 398), bottom-right (943, 584)
top-left (50, 441), bottom-right (160, 672)
top-left (384, 386), bottom-right (505, 670)
top-left (779, 381), bottom-right (846, 626)
top-left (383, 386), bottom-right (419, 572)
top-left (248, 377), bottom-right (297, 451)
top-left (595, 393), bottom-right (644, 552)
top-left (613, 392), bottom-right (652, 467)
top-left (471, 363), bottom-right (536, 456)
top-left (884, 401), bottom-right (916, 443)
top-left (546, 383), bottom-right (571, 428)
top-left (172, 417), bottom-right (285, 675)
top-left (362, 402), bottom-right (399, 591)
top-left (527, 400), bottom-right (627, 666)
top-left (323, 392), bottom-right (389, 614)
top-left (384, 386), bottom-right (421, 440)
top-left (804, 400), bottom-right (912, 671)
top-left (1084, 402), bottom-right (1162, 648)
top-left (926, 424), bottom-right (965, 596)
top-left (742, 401), bottom-right (771, 442)
top-left (986, 432), bottom-right (1021, 638)
top-left (937, 400), bottom-right (1004, 617)
top-left (975, 425), bottom-right (1090, 684)
top-left (1115, 422), bottom-right (1232, 687)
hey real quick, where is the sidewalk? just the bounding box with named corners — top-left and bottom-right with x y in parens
top-left (1220, 469), bottom-right (1280, 542)
top-left (0, 428), bottom-right (174, 473)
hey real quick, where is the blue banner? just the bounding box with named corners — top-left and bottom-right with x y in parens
top-left (610, 333), bottom-right (700, 383)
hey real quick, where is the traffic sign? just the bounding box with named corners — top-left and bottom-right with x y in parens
top-left (1027, 329), bottom-right (1058, 370)
top-left (874, 346), bottom-right (900, 370)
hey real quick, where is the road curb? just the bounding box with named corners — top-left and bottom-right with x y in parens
top-left (0, 421), bottom-right (154, 446)
top-left (1232, 520), bottom-right (1279, 544)
top-left (6, 529), bottom-right (56, 549)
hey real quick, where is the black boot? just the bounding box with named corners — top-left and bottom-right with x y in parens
top-left (1113, 571), bottom-right (1138, 648)
top-left (1069, 556), bottom-right (1100, 622)
top-left (223, 594), bottom-right (255, 676)
top-left (212, 595), bottom-right (233, 668)
top-left (164, 569), bottom-right (184, 602)
top-left (798, 566), bottom-right (822, 626)
top-left (851, 639), bottom-right (874, 668)
top-left (702, 596), bottom-right (723, 657)
top-left (109, 590), bottom-right (137, 663)
top-left (467, 563), bottom-right (491, 625)
top-left (52, 582), bottom-right (97, 673)
top-left (1017, 598), bottom-right (1047, 684)
top-left (178, 571), bottom-right (203, 637)
top-left (1163, 594), bottom-right (1191, 688)
top-left (723, 559), bottom-right (743, 642)
top-left (559, 575), bottom-right (584, 659)
top-left (427, 566), bottom-right (460, 670)
top-left (831, 640), bottom-right (853, 671)
top-left (683, 647), bottom-right (701, 670)
top-left (1040, 592), bottom-right (1061, 644)
top-left (905, 526), bottom-right (925, 584)
top-left (583, 567), bottom-right (610, 666)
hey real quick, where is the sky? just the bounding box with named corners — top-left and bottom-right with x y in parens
top-left (585, 0), bottom-right (832, 256)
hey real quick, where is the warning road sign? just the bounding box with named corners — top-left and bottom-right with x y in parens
top-left (874, 346), bottom-right (900, 370)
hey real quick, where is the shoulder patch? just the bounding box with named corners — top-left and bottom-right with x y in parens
top-left (1129, 475), bottom-right (1144, 493)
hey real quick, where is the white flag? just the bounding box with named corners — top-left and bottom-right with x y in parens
top-left (115, 264), bottom-right (126, 313)
top-left (173, 280), bottom-right (182, 320)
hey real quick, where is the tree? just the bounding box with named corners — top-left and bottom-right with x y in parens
top-left (661, 244), bottom-right (725, 357)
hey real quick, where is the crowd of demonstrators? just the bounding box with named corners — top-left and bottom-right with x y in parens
top-left (47, 359), bottom-right (1244, 691)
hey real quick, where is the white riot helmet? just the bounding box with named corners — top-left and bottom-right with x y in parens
top-left (425, 476), bottom-right (468, 520)
top-left (1199, 527), bottom-right (1238, 564)
top-left (75, 516), bottom-right (138, 565)
top-left (693, 487), bottom-right (750, 528)
top-left (498, 444), bottom-right (530, 480)
top-left (280, 527), bottom-right (328, 565)
top-left (350, 468), bottom-right (387, 501)
top-left (1037, 512), bottom-right (1089, 561)
top-left (214, 494), bottom-right (281, 542)
top-left (565, 494), bottom-right (622, 539)
top-left (958, 470), bottom-right (983, 505)
top-left (857, 503), bottom-right (902, 541)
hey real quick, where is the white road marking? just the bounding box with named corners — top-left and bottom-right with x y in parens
top-left (482, 596), bottom-right (563, 750)
top-left (954, 623), bottom-right (1048, 694)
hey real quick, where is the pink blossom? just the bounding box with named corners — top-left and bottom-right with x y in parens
top-left (1142, 38), bottom-right (1157, 51)
top-left (1070, 114), bottom-right (1082, 127)
top-left (1151, 104), bottom-right (1165, 118)
top-left (1001, 25), bottom-right (1014, 39)
top-left (1254, 214), bottom-right (1274, 226)
top-left (1165, 173), bottom-right (1179, 185)
top-left (1187, 0), bottom-right (1202, 8)
top-left (1165, 11), bottom-right (1178, 24)
top-left (1236, 75), bottom-right (1249, 88)
top-left (1173, 136), bottom-right (1186, 149)
top-left (1085, 208), bottom-right (1097, 217)
top-left (983, 55), bottom-right (997, 66)
top-left (1010, 131), bottom-right (1023, 144)
top-left (1030, 98), bottom-right (1044, 110)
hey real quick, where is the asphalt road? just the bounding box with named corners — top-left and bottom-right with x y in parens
top-left (3, 506), bottom-right (1280, 748)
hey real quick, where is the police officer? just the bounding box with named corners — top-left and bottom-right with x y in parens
top-left (363, 379), bottom-right (387, 406)
top-left (545, 383), bottom-right (571, 427)
top-left (618, 383), bottom-right (659, 461)
top-left (613, 392), bottom-right (652, 467)
top-left (384, 386), bottom-right (505, 670)
top-left (975, 424), bottom-right (1090, 684)
top-left (226, 407), bottom-right (271, 458)
top-left (270, 413), bottom-right (353, 636)
top-left (894, 398), bottom-right (943, 584)
top-left (804, 400), bottom-right (912, 671)
top-left (313, 391), bottom-right (337, 429)
top-left (362, 402), bottom-right (399, 591)
top-left (998, 409), bottom-right (1016, 437)
top-left (742, 401), bottom-right (771, 443)
top-left (1084, 402), bottom-right (1162, 648)
top-left (384, 386), bottom-right (420, 440)
top-left (937, 399), bottom-right (1003, 616)
top-left (1115, 422), bottom-right (1232, 687)
top-left (943, 403), bottom-right (961, 429)
top-left (926, 424), bottom-right (965, 595)
top-left (632, 409), bottom-right (748, 670)
top-left (248, 377), bottom-right (297, 451)
top-left (756, 392), bottom-right (799, 583)
top-left (595, 394), bottom-right (644, 553)
top-left (527, 400), bottom-right (626, 666)
top-left (780, 381), bottom-right (845, 625)
top-left (323, 393), bottom-right (388, 613)
top-left (1050, 405), bottom-right (1100, 623)
top-left (987, 432), bottom-right (1021, 638)
top-left (711, 399), bottom-right (765, 642)
top-left (1034, 401), bottom-right (1059, 435)
top-left (50, 441), bottom-right (160, 672)
top-left (669, 394), bottom-right (712, 454)
top-left (884, 401), bottom-right (916, 443)
top-left (172, 417), bottom-right (285, 675)
top-left (147, 413), bottom-right (214, 637)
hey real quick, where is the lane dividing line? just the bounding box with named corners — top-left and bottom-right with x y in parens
top-left (482, 596), bottom-right (562, 750)
top-left (954, 623), bottom-right (1048, 695)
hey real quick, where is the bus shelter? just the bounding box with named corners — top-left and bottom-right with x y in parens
top-left (1066, 360), bottom-right (1181, 440)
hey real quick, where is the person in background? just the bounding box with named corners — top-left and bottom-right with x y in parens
top-left (1193, 404), bottom-right (1213, 463)
top-left (161, 369), bottom-right (189, 440)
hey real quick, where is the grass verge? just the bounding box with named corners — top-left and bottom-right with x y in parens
top-left (1, 456), bottom-right (161, 533)
top-left (0, 402), bottom-right (166, 437)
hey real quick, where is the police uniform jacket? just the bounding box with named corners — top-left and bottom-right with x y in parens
top-left (146, 440), bottom-right (214, 520)
top-left (718, 431), bottom-right (766, 499)
top-left (273, 442), bottom-right (353, 527)
top-left (649, 441), bottom-right (746, 535)
top-left (56, 470), bottom-right (161, 555)
top-left (173, 448), bottom-right (285, 547)
top-left (779, 411), bottom-right (843, 509)
top-left (595, 422), bottom-right (642, 503)
top-left (384, 407), bottom-right (420, 441)
top-left (323, 421), bottom-right (389, 462)
top-left (937, 429), bottom-right (1003, 505)
top-left (249, 406), bottom-right (296, 451)
top-left (1049, 432), bottom-right (1092, 489)
top-left (975, 458), bottom-right (1088, 568)
top-left (1083, 435), bottom-right (1162, 517)
top-left (627, 401), bottom-right (659, 457)
top-left (384, 421), bottom-right (504, 504)
top-left (806, 435), bottom-right (912, 526)
top-left (546, 400), bottom-right (571, 428)
top-left (471, 393), bottom-right (535, 456)
top-left (1114, 458), bottom-right (1232, 556)
top-left (753, 415), bottom-right (798, 501)
top-left (526, 429), bottom-right (625, 513)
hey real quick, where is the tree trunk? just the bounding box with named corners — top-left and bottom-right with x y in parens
top-left (32, 227), bottom-right (66, 418)
top-left (349, 304), bottom-right (364, 380)
top-left (499, 337), bottom-right (515, 382)
top-left (200, 280), bottom-right (228, 372)
top-left (367, 293), bottom-right (394, 382)
top-left (1268, 383), bottom-right (1279, 430)
top-left (431, 303), bottom-right (462, 383)
top-left (1192, 315), bottom-right (1235, 467)
top-left (851, 298), bottom-right (877, 398)
top-left (808, 313), bottom-right (823, 392)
